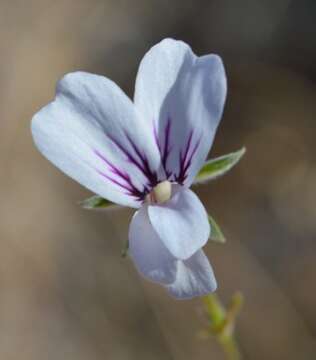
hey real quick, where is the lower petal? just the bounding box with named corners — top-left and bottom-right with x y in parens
top-left (166, 250), bottom-right (217, 299)
top-left (128, 206), bottom-right (177, 285)
top-left (148, 187), bottom-right (210, 260)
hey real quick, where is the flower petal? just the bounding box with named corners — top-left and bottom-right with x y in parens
top-left (148, 186), bottom-right (210, 260)
top-left (134, 38), bottom-right (227, 185)
top-left (128, 205), bottom-right (177, 285)
top-left (32, 71), bottom-right (162, 208)
top-left (166, 250), bottom-right (217, 299)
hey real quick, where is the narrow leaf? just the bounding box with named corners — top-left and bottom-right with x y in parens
top-left (80, 195), bottom-right (119, 210)
top-left (208, 214), bottom-right (226, 243)
top-left (194, 147), bottom-right (246, 184)
top-left (121, 239), bottom-right (129, 258)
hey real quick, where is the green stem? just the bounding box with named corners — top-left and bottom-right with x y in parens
top-left (202, 293), bottom-right (243, 360)
top-left (218, 333), bottom-right (241, 360)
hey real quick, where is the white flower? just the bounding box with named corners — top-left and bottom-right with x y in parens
top-left (31, 38), bottom-right (227, 299)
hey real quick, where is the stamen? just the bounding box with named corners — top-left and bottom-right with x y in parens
top-left (146, 180), bottom-right (172, 204)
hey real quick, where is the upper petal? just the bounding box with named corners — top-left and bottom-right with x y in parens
top-left (128, 205), bottom-right (177, 285)
top-left (32, 72), bottom-right (162, 208)
top-left (134, 38), bottom-right (227, 185)
top-left (166, 249), bottom-right (217, 299)
top-left (147, 186), bottom-right (210, 260)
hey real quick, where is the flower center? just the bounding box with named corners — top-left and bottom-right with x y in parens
top-left (146, 180), bottom-right (172, 204)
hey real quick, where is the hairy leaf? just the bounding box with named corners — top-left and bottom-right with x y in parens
top-left (194, 147), bottom-right (246, 184)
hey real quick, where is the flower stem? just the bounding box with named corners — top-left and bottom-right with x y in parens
top-left (217, 333), bottom-right (241, 360)
top-left (201, 292), bottom-right (243, 360)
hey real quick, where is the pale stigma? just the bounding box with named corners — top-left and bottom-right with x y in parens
top-left (146, 180), bottom-right (172, 204)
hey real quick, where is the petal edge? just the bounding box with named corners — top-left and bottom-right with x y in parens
top-left (166, 250), bottom-right (217, 299)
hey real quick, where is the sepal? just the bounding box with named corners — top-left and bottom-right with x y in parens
top-left (80, 195), bottom-right (118, 210)
top-left (208, 214), bottom-right (226, 243)
top-left (194, 147), bottom-right (246, 184)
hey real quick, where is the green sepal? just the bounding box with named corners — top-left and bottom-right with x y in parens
top-left (194, 147), bottom-right (246, 184)
top-left (121, 239), bottom-right (129, 258)
top-left (208, 214), bottom-right (226, 243)
top-left (80, 195), bottom-right (117, 210)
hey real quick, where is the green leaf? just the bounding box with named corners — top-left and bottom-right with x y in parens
top-left (208, 214), bottom-right (226, 243)
top-left (121, 239), bottom-right (129, 258)
top-left (80, 195), bottom-right (118, 210)
top-left (194, 147), bottom-right (246, 184)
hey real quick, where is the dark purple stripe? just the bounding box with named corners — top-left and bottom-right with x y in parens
top-left (94, 116), bottom-right (202, 198)
top-left (175, 131), bottom-right (202, 184)
top-left (180, 130), bottom-right (193, 167)
top-left (97, 170), bottom-right (133, 193)
top-left (182, 135), bottom-right (201, 174)
top-left (107, 132), bottom-right (158, 187)
top-left (94, 149), bottom-right (147, 201)
top-left (107, 134), bottom-right (145, 173)
top-left (162, 118), bottom-right (171, 168)
top-left (123, 131), bottom-right (158, 186)
top-left (154, 117), bottom-right (172, 178)
top-left (153, 126), bottom-right (161, 153)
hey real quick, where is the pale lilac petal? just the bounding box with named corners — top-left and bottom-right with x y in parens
top-left (128, 205), bottom-right (177, 284)
top-left (134, 38), bottom-right (227, 185)
top-left (32, 71), bottom-right (162, 208)
top-left (148, 186), bottom-right (210, 260)
top-left (166, 249), bottom-right (217, 299)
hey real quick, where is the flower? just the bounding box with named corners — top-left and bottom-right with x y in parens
top-left (31, 38), bottom-right (227, 299)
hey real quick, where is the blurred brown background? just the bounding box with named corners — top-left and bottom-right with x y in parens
top-left (0, 0), bottom-right (316, 359)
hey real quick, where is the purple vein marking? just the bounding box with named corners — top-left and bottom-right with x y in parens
top-left (93, 117), bottom-right (201, 198)
top-left (107, 132), bottom-right (158, 187)
top-left (162, 119), bottom-right (172, 172)
top-left (94, 149), bottom-right (147, 201)
top-left (123, 131), bottom-right (158, 186)
top-left (154, 117), bottom-right (172, 178)
top-left (176, 130), bottom-right (202, 184)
